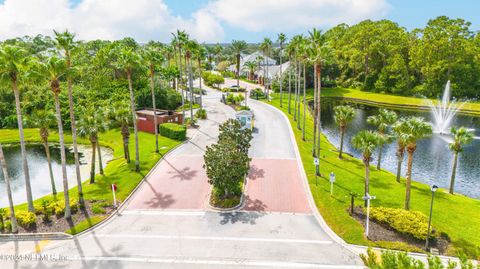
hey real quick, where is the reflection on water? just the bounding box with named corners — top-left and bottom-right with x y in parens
top-left (0, 144), bottom-right (113, 207)
top-left (320, 99), bottom-right (480, 198)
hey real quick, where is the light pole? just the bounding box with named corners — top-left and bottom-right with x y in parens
top-left (329, 172), bottom-right (335, 196)
top-left (363, 193), bottom-right (376, 238)
top-left (425, 184), bottom-right (438, 251)
top-left (314, 157), bottom-right (319, 185)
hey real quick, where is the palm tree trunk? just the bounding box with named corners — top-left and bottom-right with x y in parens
top-left (312, 64), bottom-right (317, 156)
top-left (0, 144), bottom-right (19, 233)
top-left (67, 75), bottom-right (84, 205)
top-left (150, 69), bottom-right (159, 153)
top-left (198, 59), bottom-right (203, 108)
top-left (288, 62), bottom-right (292, 114)
top-left (296, 60), bottom-right (301, 130)
top-left (376, 145), bottom-right (383, 170)
top-left (121, 125), bottom-right (130, 163)
top-left (53, 92), bottom-right (71, 219)
top-left (316, 65), bottom-right (322, 156)
top-left (127, 72), bottom-right (140, 172)
top-left (302, 62), bottom-right (306, 140)
top-left (236, 54), bottom-right (240, 87)
top-left (90, 140), bottom-right (96, 184)
top-left (405, 147), bottom-right (415, 210)
top-left (364, 159), bottom-right (370, 207)
top-left (279, 51), bottom-right (283, 107)
top-left (339, 127), bottom-right (345, 159)
top-left (293, 60), bottom-right (298, 121)
top-left (178, 47), bottom-right (185, 124)
top-left (97, 141), bottom-right (104, 175)
top-left (188, 58), bottom-right (194, 121)
top-left (43, 139), bottom-right (56, 195)
top-left (396, 146), bottom-right (404, 182)
top-left (449, 151), bottom-right (459, 194)
top-left (12, 81), bottom-right (34, 212)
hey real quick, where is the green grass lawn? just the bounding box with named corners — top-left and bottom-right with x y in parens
top-left (0, 128), bottom-right (181, 234)
top-left (265, 94), bottom-right (480, 259)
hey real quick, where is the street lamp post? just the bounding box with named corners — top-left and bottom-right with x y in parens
top-left (363, 193), bottom-right (376, 238)
top-left (314, 158), bottom-right (319, 186)
top-left (329, 172), bottom-right (335, 196)
top-left (425, 184), bottom-right (438, 251)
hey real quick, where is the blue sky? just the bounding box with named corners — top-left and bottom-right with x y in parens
top-left (0, 0), bottom-right (478, 42)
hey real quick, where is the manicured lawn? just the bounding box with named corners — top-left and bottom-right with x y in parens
top-left (265, 94), bottom-right (480, 259)
top-left (321, 87), bottom-right (480, 115)
top-left (0, 128), bottom-right (181, 234)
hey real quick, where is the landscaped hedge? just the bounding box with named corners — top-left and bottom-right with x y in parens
top-left (366, 206), bottom-right (431, 240)
top-left (160, 123), bottom-right (186, 141)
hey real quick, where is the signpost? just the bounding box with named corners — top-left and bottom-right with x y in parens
top-left (111, 183), bottom-right (118, 209)
top-left (314, 158), bottom-right (319, 185)
top-left (329, 172), bottom-right (335, 196)
top-left (363, 193), bottom-right (376, 238)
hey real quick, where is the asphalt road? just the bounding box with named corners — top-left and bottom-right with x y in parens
top-left (0, 80), bottom-right (364, 269)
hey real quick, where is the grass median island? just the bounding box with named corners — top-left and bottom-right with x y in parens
top-left (0, 128), bottom-right (180, 235)
top-left (265, 94), bottom-right (480, 259)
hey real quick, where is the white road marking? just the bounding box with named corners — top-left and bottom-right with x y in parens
top-left (121, 210), bottom-right (206, 216)
top-left (90, 234), bottom-right (333, 245)
top-left (73, 256), bottom-right (365, 268)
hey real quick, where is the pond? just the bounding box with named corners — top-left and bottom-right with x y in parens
top-left (0, 144), bottom-right (113, 207)
top-left (320, 98), bottom-right (480, 199)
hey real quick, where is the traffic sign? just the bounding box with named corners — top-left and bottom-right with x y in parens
top-left (329, 172), bottom-right (335, 183)
top-left (314, 158), bottom-right (319, 166)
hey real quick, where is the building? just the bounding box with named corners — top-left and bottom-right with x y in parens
top-left (228, 51), bottom-right (277, 77)
top-left (235, 110), bottom-right (254, 130)
top-left (136, 108), bottom-right (183, 134)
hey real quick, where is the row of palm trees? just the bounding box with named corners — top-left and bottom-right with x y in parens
top-left (0, 30), bottom-right (182, 223)
top-left (334, 105), bottom-right (474, 210)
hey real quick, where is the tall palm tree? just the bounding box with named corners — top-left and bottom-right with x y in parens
top-left (0, 45), bottom-right (34, 212)
top-left (40, 56), bottom-right (72, 218)
top-left (77, 107), bottom-right (107, 183)
top-left (394, 117), bottom-right (432, 210)
top-left (351, 130), bottom-right (381, 205)
top-left (142, 45), bottom-right (163, 153)
top-left (114, 47), bottom-right (141, 172)
top-left (260, 38), bottom-right (273, 95)
top-left (108, 101), bottom-right (132, 162)
top-left (334, 105), bottom-right (356, 159)
top-left (185, 39), bottom-right (199, 122)
top-left (195, 45), bottom-right (207, 107)
top-left (243, 61), bottom-right (257, 81)
top-left (367, 109), bottom-right (397, 170)
top-left (393, 121), bottom-right (408, 183)
top-left (277, 33), bottom-right (287, 107)
top-left (0, 144), bottom-right (19, 233)
top-left (448, 126), bottom-right (474, 194)
top-left (299, 41), bottom-right (308, 140)
top-left (285, 42), bottom-right (295, 114)
top-left (172, 30), bottom-right (189, 124)
top-left (30, 109), bottom-right (57, 195)
top-left (54, 30), bottom-right (84, 205)
top-left (231, 40), bottom-right (248, 87)
top-left (213, 43), bottom-right (223, 68)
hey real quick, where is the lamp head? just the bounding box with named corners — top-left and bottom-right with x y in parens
top-left (431, 184), bottom-right (438, 193)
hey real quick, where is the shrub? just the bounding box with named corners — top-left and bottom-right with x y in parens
top-left (195, 108), bottom-right (207, 119)
top-left (41, 199), bottom-right (52, 222)
top-left (160, 123), bottom-right (187, 140)
top-left (226, 94), bottom-right (244, 105)
top-left (0, 208), bottom-right (7, 229)
top-left (249, 88), bottom-right (266, 99)
top-left (3, 220), bottom-right (12, 233)
top-left (237, 106), bottom-right (250, 111)
top-left (367, 206), bottom-right (432, 240)
top-left (47, 199), bottom-right (78, 217)
top-left (16, 211), bottom-right (36, 229)
top-left (202, 71), bottom-right (225, 88)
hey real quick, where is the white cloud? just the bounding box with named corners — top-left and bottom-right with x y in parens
top-left (0, 0), bottom-right (225, 42)
top-left (204, 0), bottom-right (390, 32)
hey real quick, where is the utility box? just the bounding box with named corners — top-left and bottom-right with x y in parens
top-left (136, 108), bottom-right (183, 134)
top-left (235, 110), bottom-right (254, 130)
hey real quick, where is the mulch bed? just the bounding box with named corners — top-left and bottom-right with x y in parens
top-left (350, 206), bottom-right (449, 254)
top-left (0, 200), bottom-right (114, 234)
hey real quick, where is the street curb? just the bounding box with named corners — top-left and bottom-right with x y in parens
top-left (207, 176), bottom-right (248, 212)
top-left (0, 232), bottom-right (72, 241)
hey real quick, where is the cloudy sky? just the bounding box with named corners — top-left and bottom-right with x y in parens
top-left (0, 0), bottom-right (478, 43)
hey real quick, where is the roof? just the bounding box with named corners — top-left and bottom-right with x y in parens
top-left (236, 110), bottom-right (254, 116)
top-left (228, 51), bottom-right (277, 72)
top-left (256, 61), bottom-right (291, 79)
top-left (136, 109), bottom-right (176, 116)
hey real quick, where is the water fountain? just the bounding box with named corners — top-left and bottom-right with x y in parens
top-left (427, 81), bottom-right (464, 135)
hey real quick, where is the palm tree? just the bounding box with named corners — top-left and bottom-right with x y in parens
top-left (185, 39), bottom-right (199, 122)
top-left (114, 47), bottom-right (141, 172)
top-left (54, 30), bottom-right (84, 205)
top-left (0, 45), bottom-right (35, 212)
top-left (195, 45), bottom-right (207, 107)
top-left (351, 130), bottom-right (381, 205)
top-left (108, 101), bottom-right (132, 162)
top-left (40, 56), bottom-right (72, 218)
top-left (285, 42), bottom-right (295, 114)
top-left (172, 30), bottom-right (189, 124)
top-left (231, 40), bottom-right (247, 87)
top-left (142, 45), bottom-right (163, 153)
top-left (243, 61), bottom-right (257, 81)
top-left (213, 43), bottom-right (223, 68)
top-left (367, 109), bottom-right (397, 170)
top-left (277, 33), bottom-right (287, 107)
top-left (260, 38), bottom-right (273, 95)
top-left (394, 117), bottom-right (432, 210)
top-left (30, 109), bottom-right (57, 195)
top-left (334, 105), bottom-right (356, 159)
top-left (299, 41), bottom-right (309, 140)
top-left (77, 107), bottom-right (107, 183)
top-left (0, 144), bottom-right (19, 233)
top-left (393, 121), bottom-right (408, 183)
top-left (448, 127), bottom-right (474, 194)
